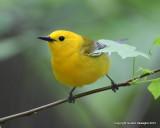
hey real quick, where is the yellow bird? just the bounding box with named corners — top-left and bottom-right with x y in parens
top-left (38, 30), bottom-right (118, 102)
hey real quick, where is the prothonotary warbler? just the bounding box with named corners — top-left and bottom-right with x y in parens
top-left (38, 30), bottom-right (118, 103)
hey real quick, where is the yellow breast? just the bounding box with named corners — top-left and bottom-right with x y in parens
top-left (51, 51), bottom-right (110, 87)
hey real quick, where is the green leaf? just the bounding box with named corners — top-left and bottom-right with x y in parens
top-left (153, 37), bottom-right (160, 46)
top-left (138, 67), bottom-right (153, 74)
top-left (148, 78), bottom-right (160, 100)
top-left (90, 40), bottom-right (149, 59)
top-left (148, 37), bottom-right (160, 55)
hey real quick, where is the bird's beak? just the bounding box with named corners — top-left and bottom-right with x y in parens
top-left (38, 36), bottom-right (56, 42)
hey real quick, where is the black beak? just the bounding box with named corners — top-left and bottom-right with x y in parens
top-left (38, 36), bottom-right (55, 42)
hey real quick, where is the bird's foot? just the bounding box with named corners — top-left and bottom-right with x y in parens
top-left (111, 82), bottom-right (119, 92)
top-left (68, 93), bottom-right (75, 103)
top-left (68, 87), bottom-right (76, 103)
top-left (106, 75), bottom-right (119, 92)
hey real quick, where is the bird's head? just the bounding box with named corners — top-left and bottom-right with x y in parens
top-left (38, 30), bottom-right (84, 55)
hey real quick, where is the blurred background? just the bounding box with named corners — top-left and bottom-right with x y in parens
top-left (0, 0), bottom-right (160, 128)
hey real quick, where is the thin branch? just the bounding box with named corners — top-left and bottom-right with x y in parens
top-left (0, 69), bottom-right (160, 124)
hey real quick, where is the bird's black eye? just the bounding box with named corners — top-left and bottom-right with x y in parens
top-left (59, 36), bottom-right (65, 41)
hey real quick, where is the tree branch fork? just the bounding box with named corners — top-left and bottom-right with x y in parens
top-left (0, 69), bottom-right (160, 124)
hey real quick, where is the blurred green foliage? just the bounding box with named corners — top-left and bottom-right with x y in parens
top-left (148, 78), bottom-right (160, 100)
top-left (0, 0), bottom-right (160, 128)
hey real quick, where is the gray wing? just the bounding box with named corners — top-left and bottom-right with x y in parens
top-left (88, 41), bottom-right (107, 57)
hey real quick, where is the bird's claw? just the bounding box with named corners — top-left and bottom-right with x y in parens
top-left (111, 83), bottom-right (119, 92)
top-left (68, 94), bottom-right (75, 103)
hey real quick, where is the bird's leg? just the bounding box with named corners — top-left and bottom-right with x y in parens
top-left (68, 87), bottom-right (76, 103)
top-left (106, 75), bottom-right (119, 92)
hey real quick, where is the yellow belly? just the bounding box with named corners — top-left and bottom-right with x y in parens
top-left (52, 53), bottom-right (110, 87)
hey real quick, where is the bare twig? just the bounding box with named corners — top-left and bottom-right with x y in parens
top-left (0, 69), bottom-right (160, 124)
